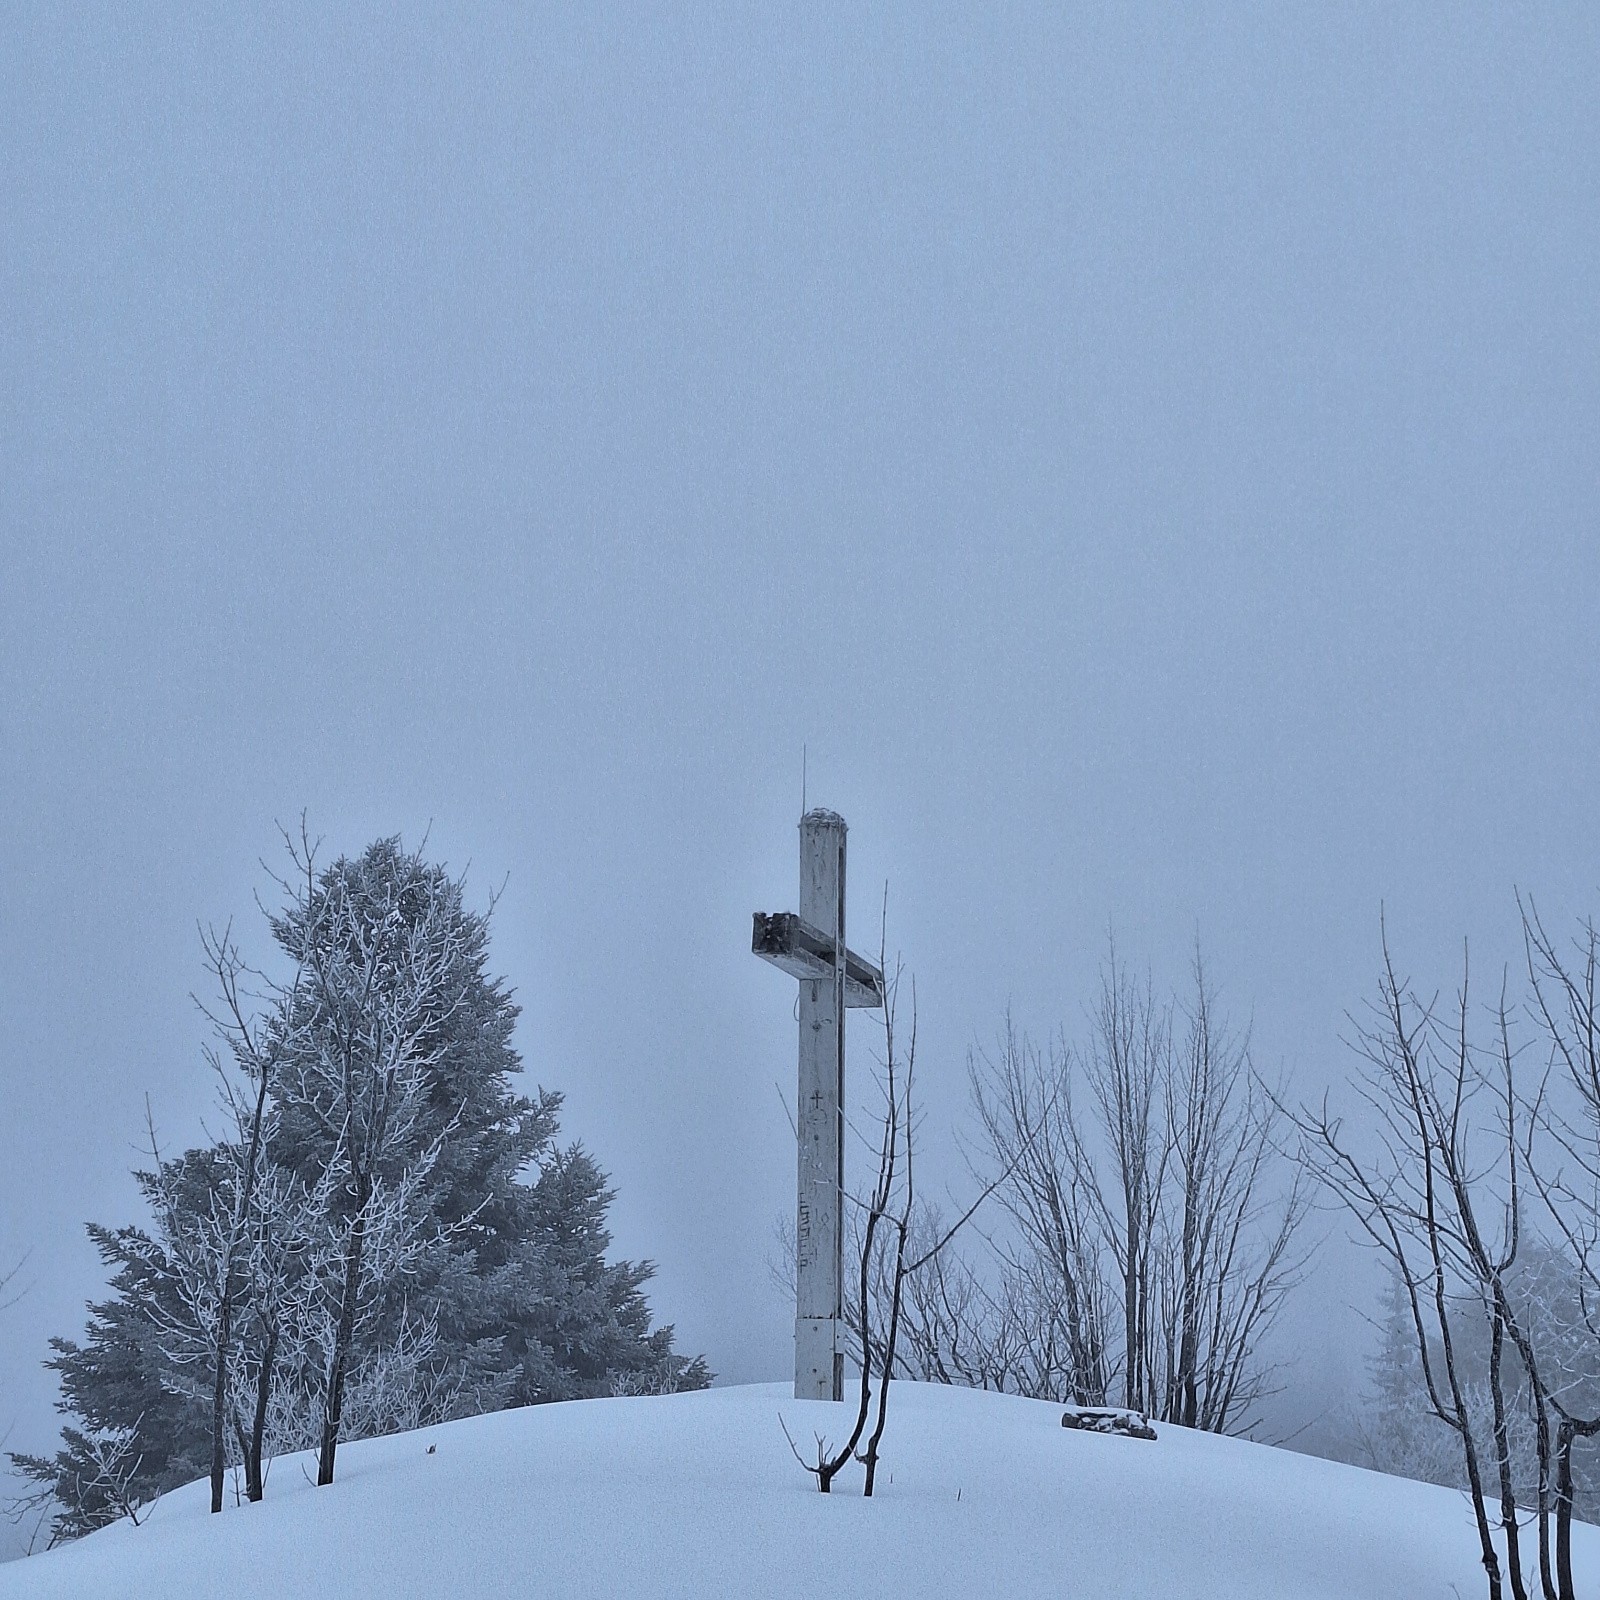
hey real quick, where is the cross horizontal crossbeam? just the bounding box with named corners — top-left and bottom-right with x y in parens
top-left (751, 911), bottom-right (885, 1009)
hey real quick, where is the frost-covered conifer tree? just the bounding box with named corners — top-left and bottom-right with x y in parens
top-left (13, 832), bottom-right (707, 1542)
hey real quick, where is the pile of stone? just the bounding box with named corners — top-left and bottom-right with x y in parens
top-left (1060, 1406), bottom-right (1158, 1441)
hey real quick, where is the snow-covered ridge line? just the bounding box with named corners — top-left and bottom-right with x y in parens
top-left (4, 1381), bottom-right (1591, 1600)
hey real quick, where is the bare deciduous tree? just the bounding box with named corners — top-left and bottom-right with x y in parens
top-left (67, 1424), bottom-right (149, 1530)
top-left (1161, 957), bottom-right (1309, 1431)
top-left (1521, 898), bottom-right (1600, 1600)
top-left (970, 947), bottom-right (1306, 1434)
top-left (138, 923), bottom-right (290, 1515)
top-left (1293, 935), bottom-right (1536, 1600)
top-left (969, 1018), bottom-right (1112, 1407)
top-left (785, 946), bottom-right (1008, 1498)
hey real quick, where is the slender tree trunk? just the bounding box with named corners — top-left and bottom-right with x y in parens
top-left (1123, 1201), bottom-right (1141, 1410)
top-left (233, 1417), bottom-right (250, 1500)
top-left (1501, 1322), bottom-right (1555, 1600)
top-left (208, 1023), bottom-right (273, 1514)
top-left (1551, 1415), bottom-right (1600, 1600)
top-left (1555, 1420), bottom-right (1575, 1600)
top-left (1488, 1315), bottom-right (1528, 1600)
top-left (318, 1193), bottom-right (369, 1487)
top-left (1432, 1260), bottom-right (1500, 1599)
top-left (817, 1205), bottom-right (883, 1494)
top-left (1176, 1214), bottom-right (1199, 1429)
top-left (209, 1289), bottom-right (234, 1513)
top-left (862, 1218), bottom-right (909, 1497)
top-left (247, 1322), bottom-right (279, 1502)
top-left (1051, 1213), bottom-right (1100, 1406)
top-left (1534, 1402), bottom-right (1556, 1600)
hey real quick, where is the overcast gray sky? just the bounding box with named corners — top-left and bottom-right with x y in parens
top-left (4, 2), bottom-right (1599, 1556)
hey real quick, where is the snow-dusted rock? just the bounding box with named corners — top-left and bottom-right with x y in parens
top-left (1060, 1405), bottom-right (1157, 1440)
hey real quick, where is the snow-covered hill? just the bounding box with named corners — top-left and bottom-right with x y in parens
top-left (2, 1382), bottom-right (1591, 1600)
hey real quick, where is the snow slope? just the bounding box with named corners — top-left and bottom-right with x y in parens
top-left (2, 1382), bottom-right (1591, 1600)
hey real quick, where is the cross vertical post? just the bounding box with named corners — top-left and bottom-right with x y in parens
top-left (795, 809), bottom-right (847, 1400)
top-left (752, 809), bottom-right (885, 1402)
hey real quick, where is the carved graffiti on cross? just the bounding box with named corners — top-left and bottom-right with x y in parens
top-left (752, 809), bottom-right (885, 1401)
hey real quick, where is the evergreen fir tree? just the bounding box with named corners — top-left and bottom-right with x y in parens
top-left (1362, 1268), bottom-right (1459, 1487)
top-left (13, 835), bottom-right (707, 1542)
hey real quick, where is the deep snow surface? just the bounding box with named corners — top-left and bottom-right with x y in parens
top-left (2, 1382), bottom-right (1591, 1599)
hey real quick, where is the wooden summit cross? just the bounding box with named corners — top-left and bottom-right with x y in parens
top-left (753, 809), bottom-right (885, 1402)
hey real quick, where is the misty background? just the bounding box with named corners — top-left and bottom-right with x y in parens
top-left (3, 2), bottom-right (1598, 1560)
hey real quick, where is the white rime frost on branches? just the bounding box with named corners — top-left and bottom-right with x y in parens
top-left (269, 827), bottom-right (477, 1488)
top-left (130, 829), bottom-right (487, 1506)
